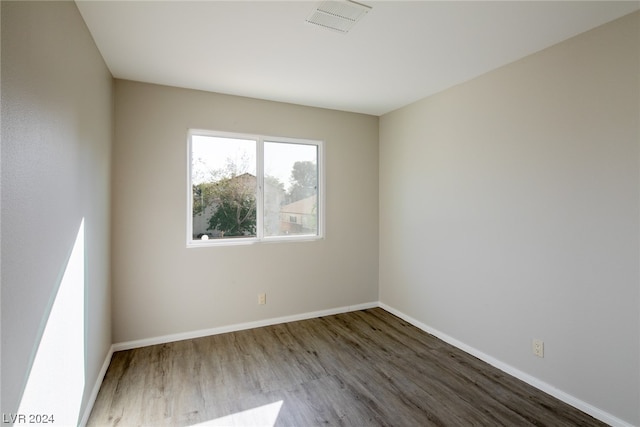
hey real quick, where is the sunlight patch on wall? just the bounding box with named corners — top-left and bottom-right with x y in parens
top-left (18, 219), bottom-right (86, 425)
top-left (189, 400), bottom-right (283, 426)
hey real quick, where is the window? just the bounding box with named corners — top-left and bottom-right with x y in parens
top-left (188, 130), bottom-right (323, 246)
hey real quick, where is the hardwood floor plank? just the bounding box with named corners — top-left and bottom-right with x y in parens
top-left (87, 308), bottom-right (606, 427)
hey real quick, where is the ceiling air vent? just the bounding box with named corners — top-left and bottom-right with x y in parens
top-left (306, 1), bottom-right (372, 34)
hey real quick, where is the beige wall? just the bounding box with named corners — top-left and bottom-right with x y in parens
top-left (112, 80), bottom-right (379, 343)
top-left (380, 11), bottom-right (639, 425)
top-left (1, 1), bottom-right (113, 420)
top-left (3, 3), bottom-right (635, 424)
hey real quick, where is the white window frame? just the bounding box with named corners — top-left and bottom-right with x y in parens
top-left (187, 129), bottom-right (325, 247)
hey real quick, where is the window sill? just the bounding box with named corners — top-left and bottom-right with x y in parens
top-left (186, 234), bottom-right (323, 248)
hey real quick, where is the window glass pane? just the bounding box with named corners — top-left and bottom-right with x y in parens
top-left (264, 141), bottom-right (318, 237)
top-left (192, 135), bottom-right (257, 240)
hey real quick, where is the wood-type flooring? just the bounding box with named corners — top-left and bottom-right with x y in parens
top-left (87, 308), bottom-right (606, 426)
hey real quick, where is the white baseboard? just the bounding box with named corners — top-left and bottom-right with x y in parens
top-left (81, 304), bottom-right (376, 425)
top-left (83, 302), bottom-right (633, 427)
top-left (378, 302), bottom-right (634, 427)
top-left (113, 301), bottom-right (379, 352)
top-left (79, 344), bottom-right (115, 427)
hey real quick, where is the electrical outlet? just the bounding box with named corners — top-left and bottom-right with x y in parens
top-left (533, 339), bottom-right (544, 358)
top-left (258, 293), bottom-right (266, 305)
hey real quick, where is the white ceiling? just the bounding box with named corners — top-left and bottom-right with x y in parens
top-left (76, 1), bottom-right (639, 116)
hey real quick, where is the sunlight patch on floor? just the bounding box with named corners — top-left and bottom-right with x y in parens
top-left (18, 219), bottom-right (86, 425)
top-left (189, 400), bottom-right (283, 427)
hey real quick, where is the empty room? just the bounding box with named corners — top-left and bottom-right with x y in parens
top-left (1, 1), bottom-right (639, 426)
